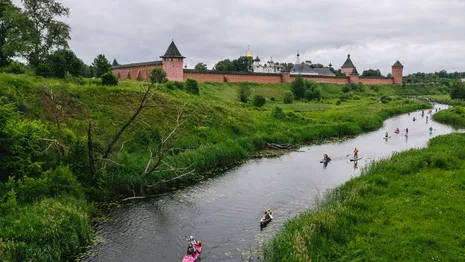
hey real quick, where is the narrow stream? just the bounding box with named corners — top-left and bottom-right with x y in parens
top-left (82, 104), bottom-right (455, 262)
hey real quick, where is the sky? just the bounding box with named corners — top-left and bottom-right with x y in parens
top-left (12, 0), bottom-right (465, 75)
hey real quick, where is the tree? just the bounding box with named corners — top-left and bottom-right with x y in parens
top-left (335, 69), bottom-right (346, 76)
top-left (92, 54), bottom-right (111, 77)
top-left (194, 62), bottom-right (207, 71)
top-left (280, 63), bottom-right (294, 71)
top-left (237, 83), bottom-right (251, 102)
top-left (213, 59), bottom-right (233, 71)
top-left (361, 69), bottom-right (383, 77)
top-left (283, 91), bottom-right (294, 104)
top-left (150, 67), bottom-right (167, 84)
top-left (291, 75), bottom-right (306, 99)
top-left (0, 0), bottom-right (31, 67)
top-left (253, 95), bottom-right (266, 107)
top-left (21, 0), bottom-right (71, 68)
top-left (387, 73), bottom-right (392, 78)
top-left (232, 56), bottom-right (253, 72)
top-left (450, 80), bottom-right (465, 100)
top-left (185, 78), bottom-right (199, 95)
top-left (101, 72), bottom-right (118, 86)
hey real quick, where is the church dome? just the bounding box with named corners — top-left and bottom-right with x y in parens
top-left (246, 50), bottom-right (253, 58)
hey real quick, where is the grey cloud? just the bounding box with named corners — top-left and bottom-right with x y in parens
top-left (12, 0), bottom-right (465, 74)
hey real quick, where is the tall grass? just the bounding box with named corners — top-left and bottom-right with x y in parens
top-left (433, 106), bottom-right (465, 128)
top-left (262, 133), bottom-right (465, 261)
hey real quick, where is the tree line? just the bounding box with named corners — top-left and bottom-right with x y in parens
top-left (0, 0), bottom-right (118, 84)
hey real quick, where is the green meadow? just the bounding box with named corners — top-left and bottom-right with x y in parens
top-left (263, 121), bottom-right (465, 261)
top-left (0, 73), bottom-right (443, 261)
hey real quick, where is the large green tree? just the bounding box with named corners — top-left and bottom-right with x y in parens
top-left (92, 54), bottom-right (111, 77)
top-left (194, 62), bottom-right (207, 71)
top-left (20, 0), bottom-right (70, 68)
top-left (361, 69), bottom-right (383, 77)
top-left (232, 56), bottom-right (253, 72)
top-left (36, 49), bottom-right (85, 78)
top-left (0, 0), bottom-right (30, 67)
top-left (213, 59), bottom-right (233, 71)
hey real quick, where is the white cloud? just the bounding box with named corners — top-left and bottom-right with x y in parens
top-left (11, 0), bottom-right (465, 74)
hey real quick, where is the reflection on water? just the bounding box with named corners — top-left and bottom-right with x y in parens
top-left (81, 104), bottom-right (456, 262)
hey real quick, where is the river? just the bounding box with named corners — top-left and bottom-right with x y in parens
top-left (81, 104), bottom-right (456, 262)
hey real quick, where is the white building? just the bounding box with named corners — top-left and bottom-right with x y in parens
top-left (253, 56), bottom-right (283, 73)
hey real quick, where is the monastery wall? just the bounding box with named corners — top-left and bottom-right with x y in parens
top-left (113, 64), bottom-right (162, 80)
top-left (183, 70), bottom-right (282, 84)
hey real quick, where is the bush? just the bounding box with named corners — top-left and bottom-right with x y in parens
top-left (291, 75), bottom-right (306, 99)
top-left (101, 71), bottom-right (118, 86)
top-left (165, 81), bottom-right (176, 90)
top-left (283, 91), bottom-right (294, 104)
top-left (380, 95), bottom-right (392, 104)
top-left (340, 93), bottom-right (351, 101)
top-left (342, 85), bottom-right (351, 93)
top-left (6, 61), bottom-right (26, 74)
top-left (237, 83), bottom-right (251, 102)
top-left (353, 95), bottom-right (361, 100)
top-left (272, 106), bottom-right (285, 119)
top-left (253, 95), bottom-right (266, 107)
top-left (186, 78), bottom-right (199, 95)
top-left (270, 97), bottom-right (276, 101)
top-left (336, 99), bottom-right (341, 105)
top-left (150, 68), bottom-right (167, 84)
top-left (35, 63), bottom-right (54, 77)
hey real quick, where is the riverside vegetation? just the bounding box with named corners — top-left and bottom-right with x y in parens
top-left (0, 72), bottom-right (446, 261)
top-left (263, 105), bottom-right (465, 261)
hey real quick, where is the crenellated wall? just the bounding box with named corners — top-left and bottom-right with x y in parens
top-left (113, 64), bottom-right (162, 80)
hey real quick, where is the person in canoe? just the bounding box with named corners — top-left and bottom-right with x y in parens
top-left (264, 209), bottom-right (272, 219)
top-left (395, 128), bottom-right (400, 134)
top-left (187, 243), bottom-right (196, 256)
top-left (323, 154), bottom-right (331, 162)
top-left (353, 148), bottom-right (359, 159)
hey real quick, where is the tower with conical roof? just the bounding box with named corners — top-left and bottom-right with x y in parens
top-left (391, 60), bottom-right (404, 84)
top-left (161, 40), bottom-right (185, 82)
top-left (341, 54), bottom-right (355, 76)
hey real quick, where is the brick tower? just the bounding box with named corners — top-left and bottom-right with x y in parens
top-left (391, 60), bottom-right (403, 84)
top-left (341, 54), bottom-right (355, 76)
top-left (161, 40), bottom-right (185, 82)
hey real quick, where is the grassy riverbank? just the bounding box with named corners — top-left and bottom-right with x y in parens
top-left (0, 73), bottom-right (440, 261)
top-left (262, 133), bottom-right (465, 261)
top-left (433, 106), bottom-right (465, 128)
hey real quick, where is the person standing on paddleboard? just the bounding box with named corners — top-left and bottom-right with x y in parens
top-left (353, 148), bottom-right (359, 159)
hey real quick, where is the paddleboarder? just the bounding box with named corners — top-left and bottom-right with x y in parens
top-left (353, 148), bottom-right (359, 159)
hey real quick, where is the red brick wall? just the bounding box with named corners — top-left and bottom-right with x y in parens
top-left (295, 76), bottom-right (350, 84)
top-left (113, 65), bottom-right (162, 80)
top-left (163, 58), bottom-right (184, 82)
top-left (341, 67), bottom-right (353, 76)
top-left (359, 77), bottom-right (394, 85)
top-left (183, 71), bottom-right (282, 84)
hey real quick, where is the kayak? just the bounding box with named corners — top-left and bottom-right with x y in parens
top-left (350, 157), bottom-right (362, 161)
top-left (260, 214), bottom-right (273, 225)
top-left (182, 243), bottom-right (202, 262)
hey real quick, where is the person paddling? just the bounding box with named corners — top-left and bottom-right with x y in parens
top-left (353, 148), bottom-right (359, 159)
top-left (405, 128), bottom-right (409, 135)
top-left (429, 127), bottom-right (433, 133)
top-left (385, 131), bottom-right (389, 138)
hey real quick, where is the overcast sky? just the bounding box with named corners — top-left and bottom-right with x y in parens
top-left (12, 0), bottom-right (465, 75)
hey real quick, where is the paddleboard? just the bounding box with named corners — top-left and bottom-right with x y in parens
top-left (350, 157), bottom-right (362, 161)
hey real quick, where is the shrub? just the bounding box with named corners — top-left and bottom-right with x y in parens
top-left (291, 75), bottom-right (306, 99)
top-left (165, 81), bottom-right (176, 90)
top-left (353, 95), bottom-right (361, 100)
top-left (380, 95), bottom-right (392, 104)
top-left (253, 95), bottom-right (266, 107)
top-left (186, 78), bottom-right (199, 95)
top-left (283, 91), bottom-right (294, 104)
top-left (6, 61), bottom-right (26, 74)
top-left (270, 97), bottom-right (276, 101)
top-left (35, 63), bottom-right (54, 77)
top-left (150, 68), bottom-right (167, 84)
top-left (101, 71), bottom-right (118, 86)
top-left (342, 85), bottom-right (351, 93)
top-left (237, 83), bottom-right (251, 102)
top-left (272, 106), bottom-right (285, 119)
top-left (174, 81), bottom-right (185, 89)
top-left (336, 99), bottom-right (341, 105)
top-left (340, 93), bottom-right (351, 101)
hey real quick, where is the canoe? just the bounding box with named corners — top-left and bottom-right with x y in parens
top-left (182, 243), bottom-right (202, 262)
top-left (260, 214), bottom-right (273, 224)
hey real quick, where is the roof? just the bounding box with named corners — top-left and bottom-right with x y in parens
top-left (312, 68), bottom-right (336, 76)
top-left (254, 56), bottom-right (260, 62)
top-left (112, 60), bottom-right (162, 69)
top-left (160, 40), bottom-right (185, 58)
top-left (291, 63), bottom-right (318, 75)
top-left (341, 54), bottom-right (355, 68)
top-left (392, 60), bottom-right (403, 67)
top-left (350, 67), bottom-right (359, 75)
top-left (112, 59), bottom-right (119, 66)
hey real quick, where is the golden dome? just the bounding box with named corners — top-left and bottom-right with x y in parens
top-left (246, 50), bottom-right (253, 58)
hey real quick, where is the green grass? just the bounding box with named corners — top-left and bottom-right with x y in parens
top-left (0, 73), bottom-right (447, 261)
top-left (263, 133), bottom-right (465, 261)
top-left (433, 106), bottom-right (465, 128)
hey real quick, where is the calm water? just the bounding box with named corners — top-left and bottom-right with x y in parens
top-left (82, 104), bottom-right (455, 262)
